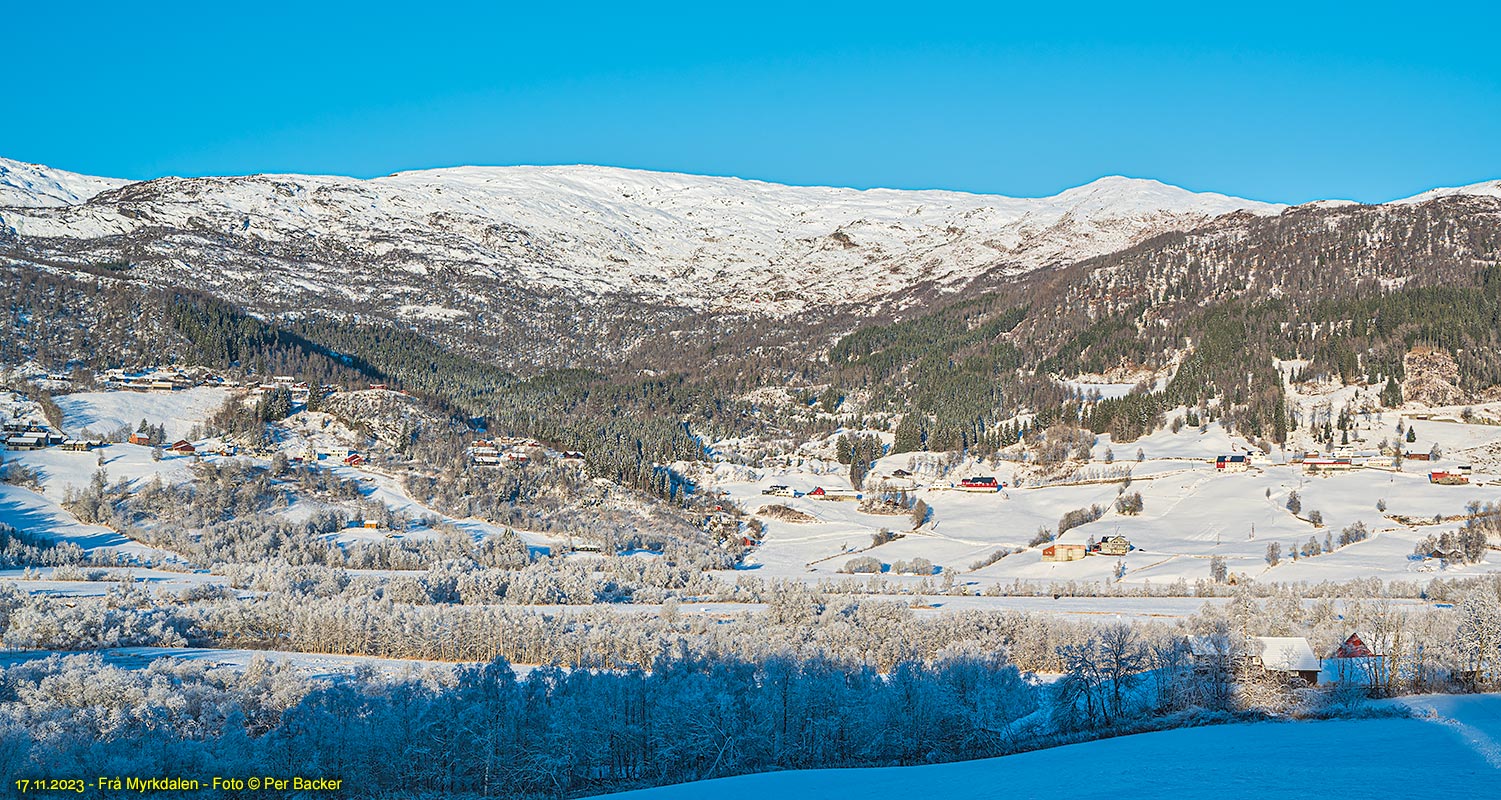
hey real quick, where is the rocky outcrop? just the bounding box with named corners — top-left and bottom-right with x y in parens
top-left (1402, 347), bottom-right (1465, 407)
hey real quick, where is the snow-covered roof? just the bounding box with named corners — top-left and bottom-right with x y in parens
top-left (1251, 637), bottom-right (1320, 672)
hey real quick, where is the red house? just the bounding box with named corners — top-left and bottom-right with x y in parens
top-left (807, 486), bottom-right (826, 496)
top-left (169, 440), bottom-right (195, 454)
top-left (960, 476), bottom-right (999, 490)
top-left (128, 433), bottom-right (151, 446)
top-left (343, 453), bottom-right (366, 467)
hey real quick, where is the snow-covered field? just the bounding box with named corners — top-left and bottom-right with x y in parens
top-left (0, 646), bottom-right (488, 680)
top-left (605, 697), bottom-right (1501, 799)
top-left (706, 413), bottom-right (1501, 589)
top-left (52, 386), bottom-right (232, 439)
top-left (0, 567), bottom-right (229, 597)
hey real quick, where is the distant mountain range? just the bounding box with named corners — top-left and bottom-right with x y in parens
top-left (1, 155), bottom-right (1498, 374)
top-left (0, 157), bottom-right (1291, 317)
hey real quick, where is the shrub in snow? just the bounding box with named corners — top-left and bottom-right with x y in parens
top-left (892, 557), bottom-right (936, 576)
top-left (840, 556), bottom-right (883, 574)
top-left (1058, 504), bottom-right (1106, 536)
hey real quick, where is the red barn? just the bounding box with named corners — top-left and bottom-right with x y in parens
top-left (128, 433), bottom-right (151, 446)
top-left (1332, 633), bottom-right (1377, 658)
top-left (343, 453), bottom-right (366, 467)
top-left (169, 440), bottom-right (195, 454)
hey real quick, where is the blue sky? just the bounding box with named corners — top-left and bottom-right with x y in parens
top-left (4, 2), bottom-right (1497, 203)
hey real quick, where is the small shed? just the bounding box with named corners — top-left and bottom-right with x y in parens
top-left (1188, 635), bottom-right (1236, 673)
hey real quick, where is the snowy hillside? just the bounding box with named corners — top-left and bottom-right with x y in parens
top-left (1394, 179), bottom-right (1501, 204)
top-left (0, 157), bottom-right (131, 208)
top-left (605, 697), bottom-right (1501, 799)
top-left (0, 159), bottom-right (1282, 319)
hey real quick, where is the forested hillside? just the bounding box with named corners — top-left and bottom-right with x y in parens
top-left (822, 195), bottom-right (1501, 449)
top-left (7, 193), bottom-right (1501, 506)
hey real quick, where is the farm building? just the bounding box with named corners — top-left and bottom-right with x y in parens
top-left (1404, 452), bottom-right (1432, 462)
top-left (469, 441), bottom-right (501, 466)
top-left (61, 439), bottom-right (101, 452)
top-left (1302, 456), bottom-right (1354, 474)
top-left (959, 476), bottom-right (999, 491)
top-left (1096, 535), bottom-right (1131, 556)
top-left (169, 440), bottom-right (196, 454)
top-left (4, 434), bottom-right (47, 451)
top-left (128, 433), bottom-right (151, 446)
top-left (1249, 637), bottom-right (1321, 685)
top-left (1215, 454), bottom-right (1249, 472)
top-left (1323, 633), bottom-right (1390, 689)
top-left (1429, 471), bottom-right (1469, 486)
top-left (343, 453), bottom-right (366, 467)
top-left (1041, 543), bottom-right (1088, 562)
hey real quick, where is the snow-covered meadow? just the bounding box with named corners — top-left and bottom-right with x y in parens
top-left (604, 695), bottom-right (1501, 799)
top-left (703, 409), bottom-right (1501, 591)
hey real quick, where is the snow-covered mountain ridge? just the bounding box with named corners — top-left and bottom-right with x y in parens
top-left (3, 155), bottom-right (1499, 369)
top-left (0, 158), bottom-right (131, 208)
top-left (1, 156), bottom-right (1290, 318)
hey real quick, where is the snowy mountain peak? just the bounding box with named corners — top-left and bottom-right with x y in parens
top-left (0, 157), bottom-right (132, 208)
top-left (1047, 175), bottom-right (1282, 218)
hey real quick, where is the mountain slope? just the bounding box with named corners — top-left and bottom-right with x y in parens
top-left (0, 157), bottom-right (132, 208)
top-left (0, 163), bottom-right (1280, 318)
top-left (1395, 178), bottom-right (1501, 204)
